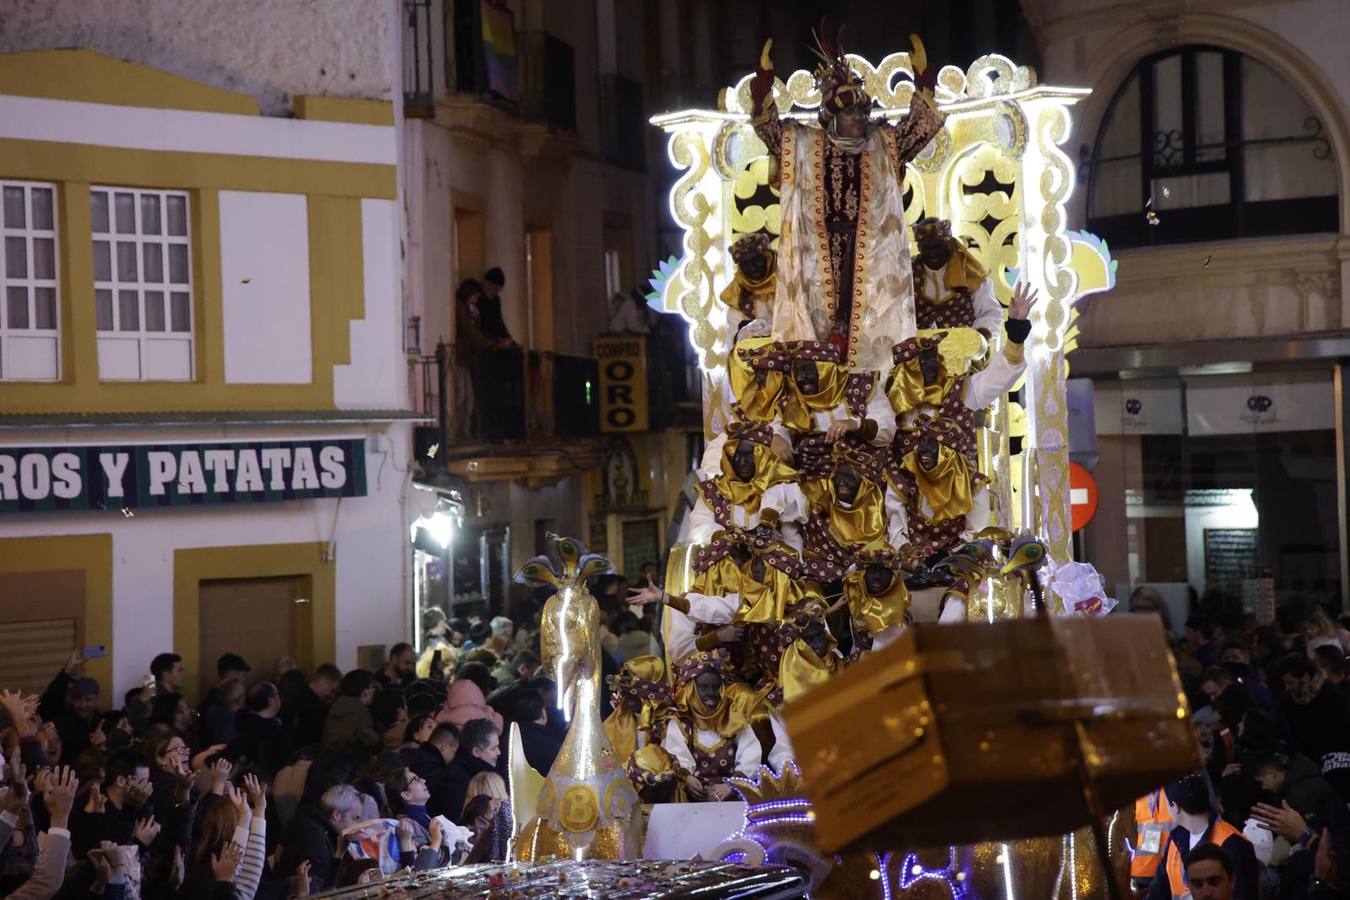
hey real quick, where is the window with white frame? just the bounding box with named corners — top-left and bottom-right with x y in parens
top-left (0, 181), bottom-right (60, 381)
top-left (91, 187), bottom-right (194, 381)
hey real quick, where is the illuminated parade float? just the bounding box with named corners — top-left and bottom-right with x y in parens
top-left (315, 37), bottom-right (1193, 900)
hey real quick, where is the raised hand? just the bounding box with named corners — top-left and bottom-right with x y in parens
top-left (84, 782), bottom-right (107, 815)
top-left (192, 744), bottom-right (227, 773)
top-left (43, 765), bottom-right (78, 830)
top-left (242, 773), bottom-right (266, 818)
top-left (133, 815), bottom-right (161, 847)
top-left (0, 690), bottom-right (35, 737)
top-left (224, 782), bottom-right (250, 825)
top-left (211, 842), bottom-right (243, 883)
top-left (1251, 800), bottom-right (1307, 843)
top-left (210, 757), bottom-right (233, 794)
top-left (294, 860), bottom-right (312, 898)
top-left (626, 577), bottom-right (664, 607)
top-left (64, 647), bottom-right (86, 675)
top-left (1009, 281), bottom-right (1039, 321)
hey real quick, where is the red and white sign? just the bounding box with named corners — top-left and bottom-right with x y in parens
top-left (1069, 462), bottom-right (1098, 532)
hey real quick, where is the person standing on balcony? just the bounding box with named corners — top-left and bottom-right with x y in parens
top-left (479, 268), bottom-right (518, 347)
top-left (454, 278), bottom-right (502, 441)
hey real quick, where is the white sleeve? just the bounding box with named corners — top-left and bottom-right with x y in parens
top-left (234, 819), bottom-right (266, 900)
top-left (699, 434), bottom-right (727, 478)
top-left (689, 496), bottom-right (721, 544)
top-left (761, 482), bottom-right (806, 525)
top-left (734, 726), bottom-right (764, 778)
top-left (964, 345), bottom-right (1024, 411)
top-left (684, 591), bottom-right (740, 624)
top-left (767, 713), bottom-right (794, 773)
top-left (962, 483), bottom-right (990, 539)
top-left (662, 720), bottom-right (697, 773)
top-left (865, 383), bottom-right (896, 446)
top-left (663, 607), bottom-right (698, 664)
top-left (971, 277), bottom-right (1004, 335)
top-left (885, 485), bottom-right (909, 546)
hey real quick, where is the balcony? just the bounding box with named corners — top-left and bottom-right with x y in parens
top-left (410, 342), bottom-right (601, 485)
top-left (402, 0), bottom-right (434, 117)
top-left (519, 31), bottom-right (577, 132)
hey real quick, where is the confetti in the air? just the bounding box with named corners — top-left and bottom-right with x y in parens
top-left (1162, 186), bottom-right (1171, 198)
top-left (120, 508), bottom-right (135, 518)
top-left (426, 443), bottom-right (440, 458)
top-left (1203, 255), bottom-right (1213, 267)
top-left (1146, 209), bottom-right (1160, 225)
top-left (240, 278), bottom-right (252, 284)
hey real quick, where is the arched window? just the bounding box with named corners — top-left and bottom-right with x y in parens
top-left (1087, 45), bottom-right (1337, 248)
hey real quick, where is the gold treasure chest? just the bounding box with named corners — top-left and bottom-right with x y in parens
top-left (784, 614), bottom-right (1199, 853)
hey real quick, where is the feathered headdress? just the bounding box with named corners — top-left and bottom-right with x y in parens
top-left (514, 533), bottom-right (614, 590)
top-left (810, 19), bottom-right (869, 127)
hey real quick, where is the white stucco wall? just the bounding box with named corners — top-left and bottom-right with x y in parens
top-left (334, 198), bottom-right (405, 409)
top-left (0, 424), bottom-right (412, 698)
top-left (0, 0), bottom-right (399, 115)
top-left (220, 191), bottom-right (313, 384)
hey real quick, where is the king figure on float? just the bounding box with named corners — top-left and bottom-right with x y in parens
top-left (749, 27), bottom-right (944, 373)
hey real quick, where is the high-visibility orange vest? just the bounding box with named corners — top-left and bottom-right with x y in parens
top-left (1162, 818), bottom-right (1244, 900)
top-left (1131, 788), bottom-right (1174, 878)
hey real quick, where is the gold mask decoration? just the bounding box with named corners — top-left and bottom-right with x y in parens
top-left (842, 566), bottom-right (911, 635)
top-left (886, 354), bottom-right (950, 413)
top-left (712, 439), bottom-right (799, 515)
top-left (779, 360), bottom-right (848, 432)
top-left (825, 475), bottom-right (887, 549)
top-left (736, 556), bottom-right (812, 624)
top-left (901, 442), bottom-right (976, 521)
top-left (728, 338), bottom-right (785, 424)
top-left (602, 656), bottom-right (671, 764)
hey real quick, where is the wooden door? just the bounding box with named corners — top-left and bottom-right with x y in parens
top-left (0, 570), bottom-right (84, 695)
top-left (198, 576), bottom-right (303, 692)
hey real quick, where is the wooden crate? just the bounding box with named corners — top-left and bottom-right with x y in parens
top-left (784, 614), bottom-right (1200, 852)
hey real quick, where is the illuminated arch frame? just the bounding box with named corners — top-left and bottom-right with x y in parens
top-left (651, 53), bottom-right (1090, 558)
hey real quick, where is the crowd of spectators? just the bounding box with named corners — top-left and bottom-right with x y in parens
top-left (0, 561), bottom-right (665, 899)
top-left (1134, 588), bottom-right (1350, 899)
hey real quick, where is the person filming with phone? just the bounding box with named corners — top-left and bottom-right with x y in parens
top-left (37, 646), bottom-right (105, 765)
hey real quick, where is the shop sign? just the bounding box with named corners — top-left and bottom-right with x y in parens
top-left (593, 336), bottom-right (649, 432)
top-left (0, 438), bottom-right (366, 514)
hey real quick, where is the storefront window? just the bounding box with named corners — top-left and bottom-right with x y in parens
top-left (1087, 368), bottom-right (1340, 628)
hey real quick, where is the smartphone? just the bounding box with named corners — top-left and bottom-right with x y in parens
top-left (431, 650), bottom-right (443, 669)
top-left (83, 645), bottom-right (107, 659)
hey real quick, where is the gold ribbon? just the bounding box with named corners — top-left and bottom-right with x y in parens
top-left (900, 443), bottom-right (976, 521)
top-left (842, 568), bottom-right (911, 635)
top-left (780, 639), bottom-right (845, 704)
top-left (825, 476), bottom-right (887, 548)
top-left (691, 553), bottom-right (743, 597)
top-left (779, 361), bottom-right (848, 432)
top-left (735, 562), bottom-right (811, 624)
top-left (602, 656), bottom-right (669, 763)
top-left (711, 441), bottom-right (799, 515)
top-left (718, 256), bottom-right (777, 317)
top-left (886, 356), bottom-right (950, 413)
top-left (728, 338), bottom-right (784, 423)
top-left (674, 679), bottom-right (759, 739)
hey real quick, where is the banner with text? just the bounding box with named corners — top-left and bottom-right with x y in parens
top-left (0, 438), bottom-right (367, 514)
